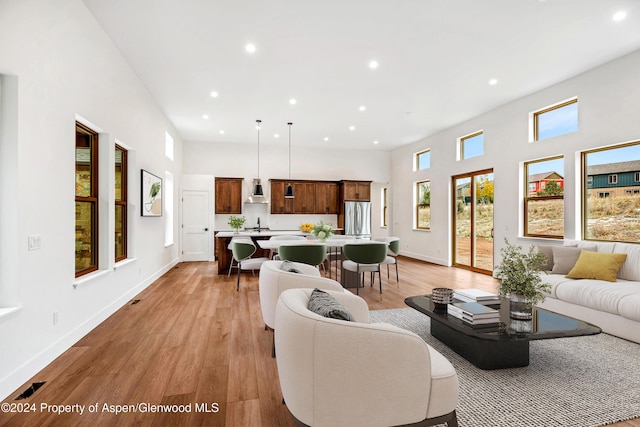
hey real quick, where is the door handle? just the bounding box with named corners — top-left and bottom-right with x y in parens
top-left (204, 228), bottom-right (209, 231)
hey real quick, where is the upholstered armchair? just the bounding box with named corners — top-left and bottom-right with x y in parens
top-left (275, 288), bottom-right (459, 427)
top-left (258, 260), bottom-right (348, 356)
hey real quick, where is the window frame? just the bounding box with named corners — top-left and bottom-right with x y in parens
top-left (415, 180), bottom-right (431, 230)
top-left (523, 155), bottom-right (564, 239)
top-left (382, 187), bottom-right (388, 227)
top-left (532, 97), bottom-right (578, 141)
top-left (414, 149), bottom-right (431, 171)
top-left (458, 130), bottom-right (484, 160)
top-left (114, 144), bottom-right (127, 262)
top-left (75, 122), bottom-right (99, 277)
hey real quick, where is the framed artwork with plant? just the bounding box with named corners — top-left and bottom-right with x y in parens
top-left (141, 169), bottom-right (162, 216)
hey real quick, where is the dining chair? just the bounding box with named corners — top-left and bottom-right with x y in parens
top-left (376, 236), bottom-right (400, 284)
top-left (227, 236), bottom-right (252, 278)
top-left (231, 239), bottom-right (269, 291)
top-left (342, 241), bottom-right (388, 294)
top-left (268, 235), bottom-right (307, 259)
top-left (278, 244), bottom-right (327, 270)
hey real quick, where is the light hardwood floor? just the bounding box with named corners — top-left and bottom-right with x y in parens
top-left (1, 258), bottom-right (638, 426)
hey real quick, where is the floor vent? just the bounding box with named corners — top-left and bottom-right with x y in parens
top-left (15, 382), bottom-right (45, 400)
top-left (131, 299), bottom-right (141, 305)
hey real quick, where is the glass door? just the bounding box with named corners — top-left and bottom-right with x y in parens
top-left (453, 169), bottom-right (494, 274)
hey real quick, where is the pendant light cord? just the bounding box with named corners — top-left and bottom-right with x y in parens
top-left (288, 122), bottom-right (292, 179)
top-left (256, 119), bottom-right (261, 179)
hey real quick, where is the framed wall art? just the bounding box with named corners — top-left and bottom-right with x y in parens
top-left (141, 169), bottom-right (162, 216)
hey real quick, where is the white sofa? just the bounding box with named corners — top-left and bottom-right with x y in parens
top-left (275, 288), bottom-right (459, 427)
top-left (537, 240), bottom-right (640, 343)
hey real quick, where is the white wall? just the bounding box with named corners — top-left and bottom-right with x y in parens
top-left (0, 0), bottom-right (183, 400)
top-left (183, 140), bottom-right (391, 235)
top-left (390, 49), bottom-right (640, 266)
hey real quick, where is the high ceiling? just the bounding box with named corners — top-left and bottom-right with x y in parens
top-left (83, 0), bottom-right (640, 151)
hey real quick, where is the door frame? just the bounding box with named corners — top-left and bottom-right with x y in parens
top-left (451, 168), bottom-right (494, 275)
top-left (180, 188), bottom-right (213, 262)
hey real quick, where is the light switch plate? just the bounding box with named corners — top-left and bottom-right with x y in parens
top-left (28, 235), bottom-right (41, 250)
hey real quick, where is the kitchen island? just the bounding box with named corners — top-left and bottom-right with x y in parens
top-left (215, 230), bottom-right (308, 275)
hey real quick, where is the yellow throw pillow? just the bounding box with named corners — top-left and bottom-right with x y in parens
top-left (566, 251), bottom-right (627, 282)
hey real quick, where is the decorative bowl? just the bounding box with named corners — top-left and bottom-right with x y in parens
top-left (431, 287), bottom-right (454, 305)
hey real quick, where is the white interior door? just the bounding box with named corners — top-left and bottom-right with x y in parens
top-left (181, 190), bottom-right (210, 262)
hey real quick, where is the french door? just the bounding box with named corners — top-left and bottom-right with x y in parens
top-left (452, 169), bottom-right (494, 274)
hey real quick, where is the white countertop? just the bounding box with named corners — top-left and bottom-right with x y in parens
top-left (215, 230), bottom-right (308, 238)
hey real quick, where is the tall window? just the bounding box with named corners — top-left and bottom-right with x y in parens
top-left (382, 187), bottom-right (388, 227)
top-left (458, 131), bottom-right (483, 160)
top-left (165, 131), bottom-right (174, 161)
top-left (583, 141), bottom-right (640, 242)
top-left (115, 144), bottom-right (127, 261)
top-left (524, 156), bottom-right (564, 238)
top-left (415, 149), bottom-right (430, 171)
top-left (532, 98), bottom-right (578, 141)
top-left (416, 180), bottom-right (430, 230)
top-left (165, 171), bottom-right (174, 246)
top-left (75, 122), bottom-right (99, 276)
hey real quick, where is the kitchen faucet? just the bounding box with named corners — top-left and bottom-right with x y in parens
top-left (257, 217), bottom-right (261, 232)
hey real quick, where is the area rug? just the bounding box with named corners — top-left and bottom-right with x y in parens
top-left (369, 308), bottom-right (640, 427)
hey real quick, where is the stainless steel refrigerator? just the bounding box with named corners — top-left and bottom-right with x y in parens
top-left (344, 201), bottom-right (371, 238)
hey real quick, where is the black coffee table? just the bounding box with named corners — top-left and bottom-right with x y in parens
top-left (405, 295), bottom-right (601, 370)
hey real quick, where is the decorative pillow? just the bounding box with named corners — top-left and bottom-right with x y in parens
top-left (536, 245), bottom-right (555, 271)
top-left (308, 288), bottom-right (354, 321)
top-left (551, 246), bottom-right (593, 275)
top-left (280, 260), bottom-right (301, 274)
top-left (566, 251), bottom-right (628, 282)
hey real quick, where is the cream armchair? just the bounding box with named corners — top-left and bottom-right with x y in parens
top-left (259, 260), bottom-right (348, 356)
top-left (275, 288), bottom-right (459, 427)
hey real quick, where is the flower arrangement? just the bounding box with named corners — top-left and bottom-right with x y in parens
top-left (311, 221), bottom-right (334, 241)
top-left (228, 215), bottom-right (246, 233)
top-left (300, 223), bottom-right (314, 233)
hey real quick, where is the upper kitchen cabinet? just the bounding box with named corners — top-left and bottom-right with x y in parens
top-left (292, 182), bottom-right (316, 214)
top-left (341, 180), bottom-right (371, 201)
top-left (270, 180), bottom-right (293, 214)
top-left (215, 177), bottom-right (243, 214)
top-left (315, 182), bottom-right (339, 214)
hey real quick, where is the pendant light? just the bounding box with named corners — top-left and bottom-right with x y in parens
top-left (253, 119), bottom-right (264, 196)
top-left (285, 122), bottom-right (295, 199)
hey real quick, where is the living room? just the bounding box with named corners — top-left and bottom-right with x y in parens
top-left (1, 1), bottom-right (640, 425)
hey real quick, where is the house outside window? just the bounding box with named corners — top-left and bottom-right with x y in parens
top-left (524, 156), bottom-right (564, 238)
top-left (583, 142), bottom-right (640, 242)
top-left (416, 180), bottom-right (430, 230)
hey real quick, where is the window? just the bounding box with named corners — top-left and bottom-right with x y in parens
top-left (458, 131), bottom-right (483, 160)
top-left (415, 149), bottom-right (430, 171)
top-left (635, 172), bottom-right (640, 183)
top-left (583, 141), bottom-right (640, 242)
top-left (115, 144), bottom-right (127, 262)
top-left (532, 98), bottom-right (578, 141)
top-left (165, 171), bottom-right (174, 246)
top-left (165, 131), bottom-right (174, 161)
top-left (524, 156), bottom-right (564, 238)
top-left (415, 180), bottom-right (430, 230)
top-left (382, 187), bottom-right (388, 227)
top-left (75, 122), bottom-right (99, 276)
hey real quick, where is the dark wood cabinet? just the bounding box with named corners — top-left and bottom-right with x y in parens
top-left (270, 180), bottom-right (293, 214)
top-left (315, 182), bottom-right (339, 214)
top-left (215, 177), bottom-right (243, 214)
top-left (342, 180), bottom-right (371, 201)
top-left (293, 182), bottom-right (316, 214)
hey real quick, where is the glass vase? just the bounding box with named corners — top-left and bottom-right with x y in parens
top-left (509, 294), bottom-right (533, 320)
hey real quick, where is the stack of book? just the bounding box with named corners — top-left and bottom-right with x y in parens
top-left (447, 301), bottom-right (500, 328)
top-left (453, 288), bottom-right (500, 306)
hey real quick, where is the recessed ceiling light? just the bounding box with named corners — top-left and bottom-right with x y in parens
top-left (219, 130), bottom-right (225, 134)
top-left (349, 126), bottom-right (355, 131)
top-left (210, 91), bottom-right (219, 98)
top-left (369, 60), bottom-right (379, 69)
top-left (324, 137), bottom-right (329, 141)
top-left (245, 43), bottom-right (256, 53)
top-left (289, 98), bottom-right (297, 105)
top-left (613, 11), bottom-right (627, 21)
top-left (274, 133), bottom-right (280, 138)
top-left (489, 79), bottom-right (498, 85)
top-left (359, 105), bottom-right (366, 111)
top-left (373, 140), bottom-right (379, 145)
top-left (202, 114), bottom-right (209, 120)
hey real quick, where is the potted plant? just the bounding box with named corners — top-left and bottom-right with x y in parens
top-left (311, 222), bottom-right (334, 242)
top-left (494, 239), bottom-right (550, 319)
top-left (228, 215), bottom-right (246, 234)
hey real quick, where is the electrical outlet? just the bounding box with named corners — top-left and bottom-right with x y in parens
top-left (53, 312), bottom-right (59, 325)
top-left (28, 235), bottom-right (41, 250)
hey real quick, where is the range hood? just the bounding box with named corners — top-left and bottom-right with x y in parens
top-left (245, 179), bottom-right (269, 204)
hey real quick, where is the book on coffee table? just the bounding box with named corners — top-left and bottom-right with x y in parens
top-left (453, 289), bottom-right (500, 305)
top-left (448, 301), bottom-right (500, 319)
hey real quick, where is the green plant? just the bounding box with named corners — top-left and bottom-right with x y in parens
top-left (228, 215), bottom-right (246, 231)
top-left (494, 238), bottom-right (550, 305)
top-left (149, 182), bottom-right (161, 200)
top-left (311, 222), bottom-right (334, 239)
